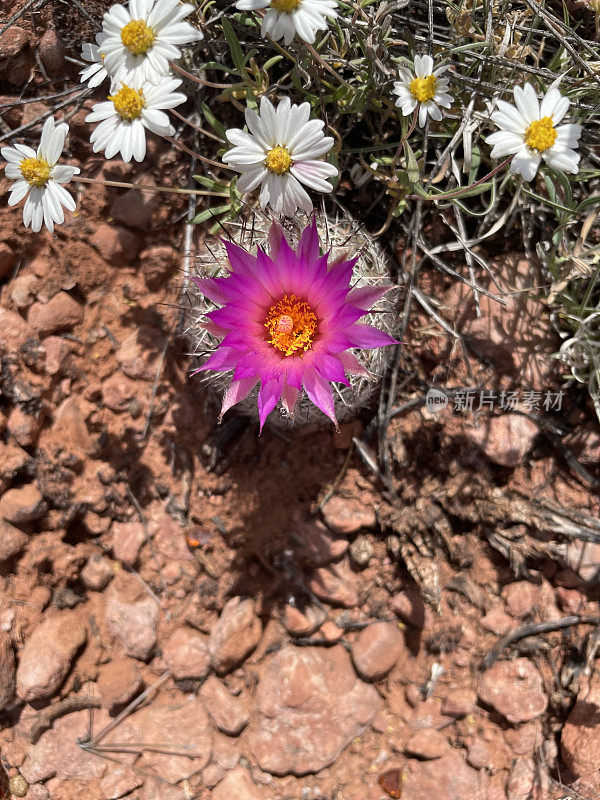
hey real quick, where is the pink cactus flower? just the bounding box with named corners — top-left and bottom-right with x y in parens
top-left (193, 218), bottom-right (397, 431)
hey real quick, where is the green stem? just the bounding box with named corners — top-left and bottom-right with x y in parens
top-left (410, 156), bottom-right (513, 202)
top-left (74, 176), bottom-right (227, 198)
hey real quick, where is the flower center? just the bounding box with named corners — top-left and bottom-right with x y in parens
top-left (265, 146), bottom-right (292, 175)
top-left (120, 19), bottom-right (156, 56)
top-left (409, 74), bottom-right (437, 103)
top-left (265, 294), bottom-right (317, 356)
top-left (270, 0), bottom-right (302, 12)
top-left (109, 85), bottom-right (145, 120)
top-left (20, 156), bottom-right (52, 187)
top-left (525, 116), bottom-right (557, 153)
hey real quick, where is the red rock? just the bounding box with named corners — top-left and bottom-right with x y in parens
top-left (200, 676), bottom-right (250, 735)
top-left (11, 273), bottom-right (38, 308)
top-left (0, 630), bottom-right (16, 706)
top-left (283, 603), bottom-right (325, 636)
top-left (0, 485), bottom-right (46, 524)
top-left (0, 26), bottom-right (28, 58)
top-left (478, 658), bottom-right (547, 724)
top-left (485, 771), bottom-right (509, 800)
top-left (97, 657), bottom-right (144, 714)
top-left (21, 709), bottom-right (111, 783)
top-left (43, 396), bottom-right (92, 456)
top-left (481, 603), bottom-right (514, 635)
top-left (0, 520), bottom-right (28, 562)
top-left (80, 554), bottom-right (114, 591)
top-left (140, 244), bottom-right (178, 289)
top-left (566, 540), bottom-right (600, 583)
top-left (349, 534), bottom-right (374, 567)
top-left (398, 752), bottom-right (479, 800)
top-left (504, 721), bottom-right (540, 756)
top-left (102, 373), bottom-right (138, 412)
top-left (563, 427), bottom-right (600, 466)
top-left (209, 597), bottom-right (262, 674)
top-left (43, 336), bottom-right (71, 375)
top-left (501, 581), bottom-right (542, 618)
top-left (28, 292), bottom-right (84, 336)
top-left (3, 50), bottom-right (34, 85)
top-left (322, 496), bottom-right (376, 534)
top-left (105, 575), bottom-right (159, 661)
top-left (405, 728), bottom-right (448, 759)
top-left (90, 223), bottom-right (142, 266)
top-left (391, 587), bottom-right (425, 627)
top-left (295, 516), bottom-right (348, 565)
top-left (556, 586), bottom-right (584, 614)
top-left (320, 620), bottom-right (344, 642)
top-left (467, 414), bottom-right (538, 468)
top-left (309, 558), bottom-right (359, 608)
top-left (570, 770), bottom-right (600, 800)
top-left (562, 671), bottom-right (600, 777)
top-left (466, 738), bottom-right (491, 769)
top-left (111, 520), bottom-right (145, 566)
top-left (351, 621), bottom-right (404, 681)
top-left (247, 644), bottom-right (380, 775)
top-left (116, 327), bottom-right (168, 381)
top-left (440, 687), bottom-right (477, 717)
top-left (0, 308), bottom-right (33, 350)
top-left (110, 175), bottom-right (160, 230)
top-left (213, 767), bottom-right (263, 800)
top-left (7, 405), bottom-right (44, 447)
top-left (105, 697), bottom-right (212, 783)
top-left (38, 28), bottom-right (66, 76)
top-left (163, 626), bottom-right (210, 680)
top-left (16, 612), bottom-right (87, 702)
top-left (0, 241), bottom-right (18, 278)
top-left (100, 764), bottom-right (142, 800)
top-left (506, 756), bottom-right (534, 800)
top-left (0, 441), bottom-right (30, 479)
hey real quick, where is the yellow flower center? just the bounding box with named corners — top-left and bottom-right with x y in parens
top-left (265, 146), bottom-right (292, 175)
top-left (265, 294), bottom-right (317, 356)
top-left (20, 156), bottom-right (52, 187)
top-left (270, 0), bottom-right (302, 12)
top-left (109, 85), bottom-right (145, 121)
top-left (525, 116), bottom-right (557, 153)
top-left (120, 19), bottom-right (156, 56)
top-left (409, 74), bottom-right (437, 103)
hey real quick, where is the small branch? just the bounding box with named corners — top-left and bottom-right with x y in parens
top-left (481, 615), bottom-right (600, 670)
top-left (31, 694), bottom-right (101, 743)
top-left (409, 157), bottom-right (513, 203)
top-left (73, 176), bottom-right (226, 198)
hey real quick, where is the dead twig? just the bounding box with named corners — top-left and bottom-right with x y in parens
top-left (30, 694), bottom-right (101, 744)
top-left (481, 615), bottom-right (600, 670)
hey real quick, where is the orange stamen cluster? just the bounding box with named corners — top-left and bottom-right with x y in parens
top-left (265, 294), bottom-right (317, 356)
top-left (525, 116), bottom-right (557, 152)
top-left (20, 156), bottom-right (52, 187)
top-left (271, 0), bottom-right (302, 12)
top-left (120, 19), bottom-right (156, 55)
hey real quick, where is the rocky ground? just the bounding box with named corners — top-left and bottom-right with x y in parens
top-left (2, 4), bottom-right (600, 800)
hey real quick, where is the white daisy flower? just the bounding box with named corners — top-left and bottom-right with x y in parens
top-left (85, 76), bottom-right (186, 163)
top-left (393, 54), bottom-right (453, 128)
top-left (222, 96), bottom-right (338, 217)
top-left (486, 83), bottom-right (581, 181)
top-left (235, 0), bottom-right (338, 45)
top-left (1, 117), bottom-right (79, 234)
top-left (79, 32), bottom-right (109, 88)
top-left (101, 0), bottom-right (203, 85)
